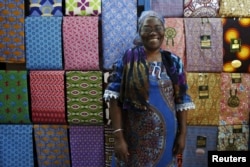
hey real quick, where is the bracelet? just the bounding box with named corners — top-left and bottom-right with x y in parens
top-left (113, 128), bottom-right (123, 134)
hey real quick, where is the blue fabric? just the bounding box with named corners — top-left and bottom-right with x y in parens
top-left (138, 0), bottom-right (144, 5)
top-left (25, 17), bottom-right (63, 70)
top-left (102, 0), bottom-right (137, 70)
top-left (0, 125), bottom-right (34, 167)
top-left (144, 0), bottom-right (151, 10)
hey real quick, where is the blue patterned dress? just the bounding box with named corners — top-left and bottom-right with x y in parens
top-left (104, 46), bottom-right (195, 167)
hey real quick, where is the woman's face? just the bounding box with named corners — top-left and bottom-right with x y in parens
top-left (139, 16), bottom-right (165, 51)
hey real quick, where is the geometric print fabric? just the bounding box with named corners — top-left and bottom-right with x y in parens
top-left (0, 70), bottom-right (30, 124)
top-left (25, 17), bottom-right (63, 70)
top-left (0, 0), bottom-right (25, 63)
top-left (66, 71), bottom-right (103, 124)
top-left (33, 125), bottom-right (71, 167)
top-left (29, 0), bottom-right (63, 16)
top-left (0, 125), bottom-right (34, 167)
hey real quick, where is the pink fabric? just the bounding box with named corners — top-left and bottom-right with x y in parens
top-left (63, 16), bottom-right (99, 70)
top-left (220, 73), bottom-right (250, 125)
top-left (161, 18), bottom-right (186, 68)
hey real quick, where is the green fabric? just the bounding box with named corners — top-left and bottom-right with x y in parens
top-left (66, 71), bottom-right (103, 124)
top-left (0, 70), bottom-right (30, 123)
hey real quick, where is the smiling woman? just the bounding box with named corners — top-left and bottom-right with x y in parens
top-left (103, 10), bottom-right (195, 166)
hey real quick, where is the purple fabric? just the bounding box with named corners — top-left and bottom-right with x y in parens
top-left (150, 0), bottom-right (183, 17)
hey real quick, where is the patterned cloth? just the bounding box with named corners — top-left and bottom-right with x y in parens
top-left (222, 18), bottom-right (250, 73)
top-left (217, 125), bottom-right (249, 151)
top-left (102, 0), bottom-right (137, 70)
top-left (220, 73), bottom-right (250, 125)
top-left (0, 70), bottom-right (30, 123)
top-left (66, 71), bottom-right (103, 124)
top-left (29, 71), bottom-right (66, 124)
top-left (65, 0), bottom-right (101, 16)
top-left (186, 73), bottom-right (221, 125)
top-left (63, 17), bottom-right (99, 70)
top-left (29, 0), bottom-right (63, 16)
top-left (0, 125), bottom-right (34, 167)
top-left (182, 126), bottom-right (218, 167)
top-left (150, 0), bottom-right (183, 17)
top-left (104, 126), bottom-right (114, 167)
top-left (184, 18), bottom-right (223, 72)
top-left (161, 18), bottom-right (186, 68)
top-left (25, 16), bottom-right (63, 70)
top-left (184, 0), bottom-right (219, 17)
top-left (0, 0), bottom-right (25, 63)
top-left (219, 0), bottom-right (250, 17)
top-left (34, 124), bottom-right (71, 167)
top-left (69, 125), bottom-right (104, 167)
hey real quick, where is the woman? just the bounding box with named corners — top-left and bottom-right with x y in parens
top-left (103, 11), bottom-right (195, 167)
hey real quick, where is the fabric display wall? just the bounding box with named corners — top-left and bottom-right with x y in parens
top-left (1, 1), bottom-right (250, 167)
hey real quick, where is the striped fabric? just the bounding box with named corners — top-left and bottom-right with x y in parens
top-left (29, 71), bottom-right (66, 124)
top-left (66, 71), bottom-right (103, 124)
top-left (0, 125), bottom-right (34, 167)
top-left (34, 124), bottom-right (71, 167)
top-left (0, 0), bottom-right (25, 63)
top-left (102, 0), bottom-right (137, 70)
top-left (0, 70), bottom-right (30, 123)
top-left (69, 125), bottom-right (105, 167)
top-left (25, 17), bottom-right (63, 70)
top-left (63, 17), bottom-right (99, 70)
top-left (183, 126), bottom-right (218, 167)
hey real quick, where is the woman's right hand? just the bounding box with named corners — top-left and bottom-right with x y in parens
top-left (114, 135), bottom-right (130, 163)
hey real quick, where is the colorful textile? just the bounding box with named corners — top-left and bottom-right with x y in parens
top-left (29, 0), bottom-right (63, 16)
top-left (220, 73), bottom-right (250, 125)
top-left (150, 0), bottom-right (183, 17)
top-left (63, 17), bottom-right (99, 70)
top-left (0, 125), bottom-right (34, 167)
top-left (182, 126), bottom-right (218, 167)
top-left (102, 0), bottom-right (137, 70)
top-left (104, 126), bottom-right (114, 167)
top-left (66, 71), bottom-right (103, 124)
top-left (217, 125), bottom-right (249, 151)
top-left (0, 0), bottom-right (25, 63)
top-left (0, 70), bottom-right (30, 123)
top-left (184, 0), bottom-right (219, 17)
top-left (34, 124), bottom-right (71, 167)
top-left (184, 18), bottom-right (223, 72)
top-left (219, 0), bottom-right (250, 17)
top-left (186, 73), bottom-right (221, 125)
top-left (65, 0), bottom-right (101, 16)
top-left (29, 71), bottom-right (66, 124)
top-left (222, 18), bottom-right (250, 73)
top-left (69, 125), bottom-right (105, 167)
top-left (161, 18), bottom-right (186, 68)
top-left (25, 17), bottom-right (63, 70)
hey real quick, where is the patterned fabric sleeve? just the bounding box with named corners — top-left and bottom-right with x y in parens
top-left (103, 59), bottom-right (124, 101)
top-left (171, 54), bottom-right (195, 112)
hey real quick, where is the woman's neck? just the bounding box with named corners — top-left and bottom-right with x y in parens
top-left (144, 48), bottom-right (162, 62)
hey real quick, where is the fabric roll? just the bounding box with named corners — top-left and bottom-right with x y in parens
top-left (161, 18), bottom-right (186, 68)
top-left (102, 0), bottom-right (137, 70)
top-left (222, 18), bottom-right (250, 73)
top-left (29, 0), bottom-right (63, 16)
top-left (29, 71), bottom-right (66, 124)
top-left (0, 70), bottom-right (30, 123)
top-left (66, 71), bottom-right (103, 124)
top-left (0, 125), bottom-right (34, 167)
top-left (63, 17), bottom-right (99, 70)
top-left (34, 124), bottom-right (71, 167)
top-left (217, 125), bottom-right (249, 151)
top-left (65, 0), bottom-right (101, 16)
top-left (184, 18), bottom-right (223, 72)
top-left (182, 126), bottom-right (218, 167)
top-left (150, 0), bottom-right (183, 17)
top-left (104, 126), bottom-right (114, 167)
top-left (186, 73), bottom-right (221, 126)
top-left (220, 73), bottom-right (250, 125)
top-left (69, 125), bottom-right (105, 167)
top-left (184, 0), bottom-right (219, 17)
top-left (25, 17), bottom-right (63, 70)
top-left (0, 0), bottom-right (25, 63)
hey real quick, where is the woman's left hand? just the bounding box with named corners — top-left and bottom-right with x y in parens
top-left (173, 132), bottom-right (186, 156)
